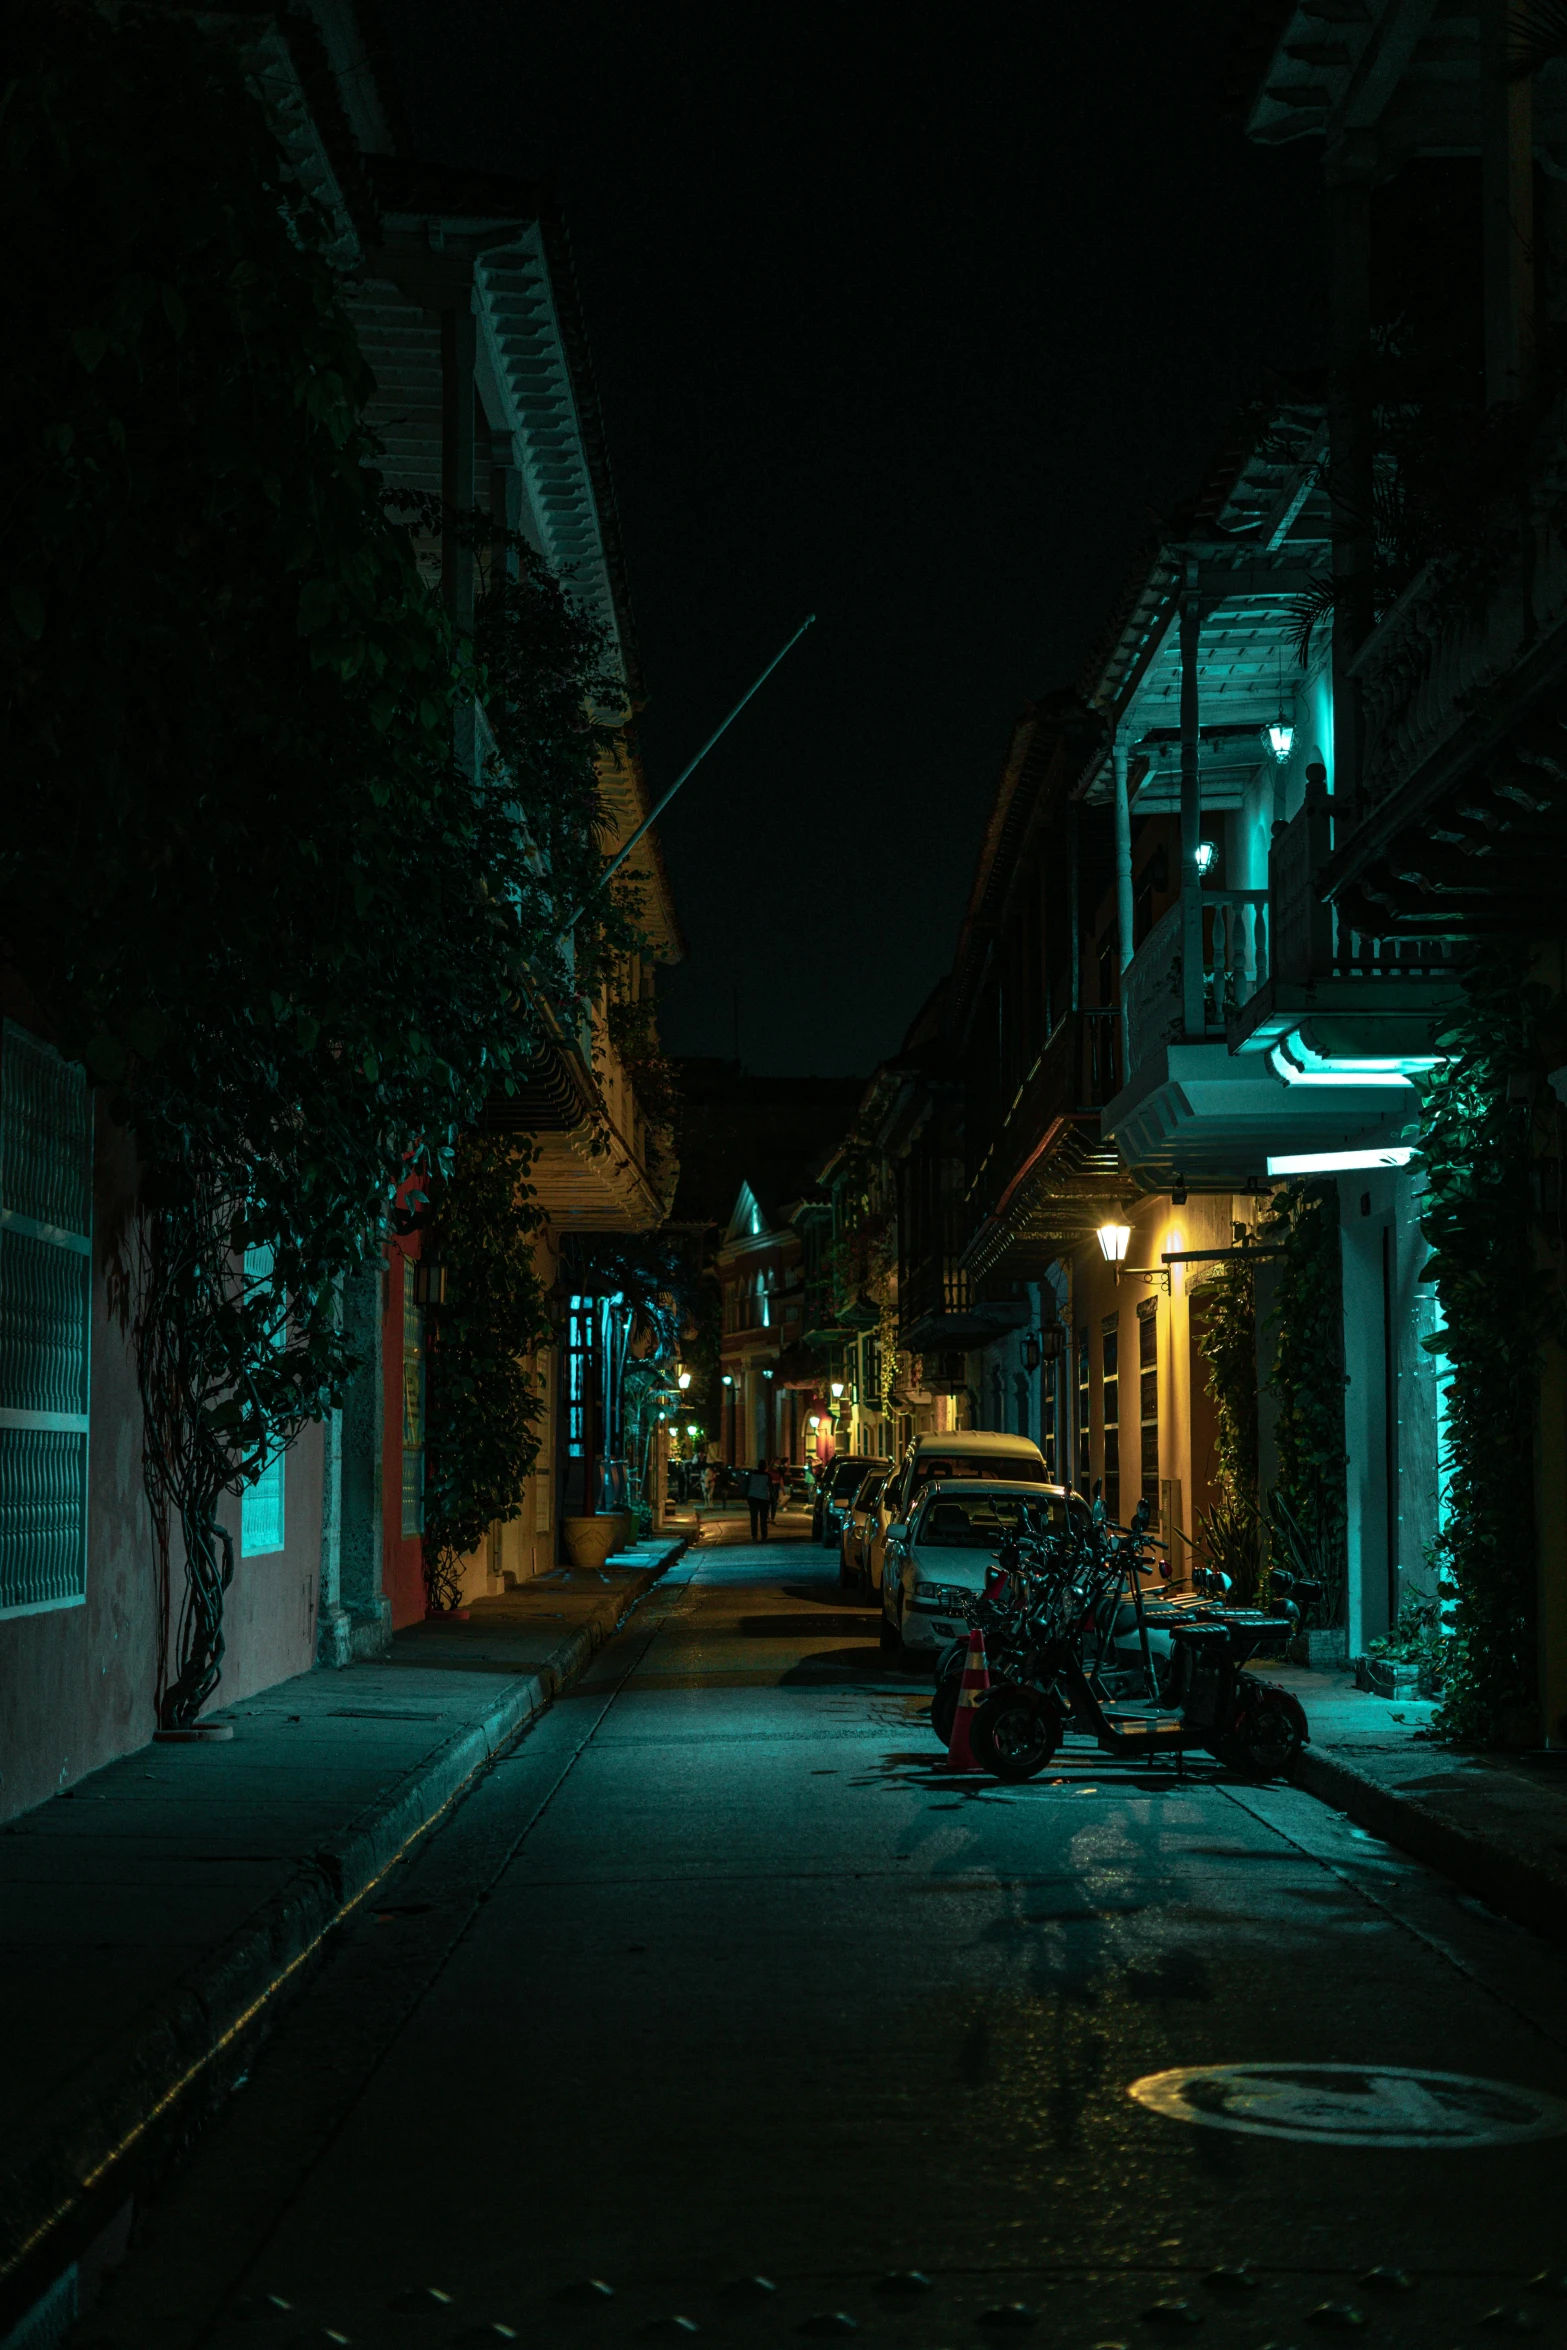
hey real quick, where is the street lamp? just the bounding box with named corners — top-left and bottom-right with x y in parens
top-left (808, 1412), bottom-right (821, 1429)
top-left (829, 1380), bottom-right (844, 1399)
top-left (1265, 720), bottom-right (1295, 763)
top-left (677, 1369), bottom-right (692, 1391)
top-left (1097, 1223), bottom-right (1131, 1265)
top-left (1194, 840), bottom-right (1217, 878)
top-left (721, 1374), bottom-right (733, 1387)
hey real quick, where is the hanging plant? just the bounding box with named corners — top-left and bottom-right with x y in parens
top-left (1416, 948), bottom-right (1562, 1745)
top-left (1260, 1181), bottom-right (1348, 1627)
top-left (422, 1133), bottom-right (551, 1613)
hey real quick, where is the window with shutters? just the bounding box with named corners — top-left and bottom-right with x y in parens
top-left (0, 1021), bottom-right (93, 1618)
top-left (1100, 1315), bottom-right (1120, 1525)
top-left (1138, 1296), bottom-right (1160, 1506)
top-left (240, 1243), bottom-right (286, 1556)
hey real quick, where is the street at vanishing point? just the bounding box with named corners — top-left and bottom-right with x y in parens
top-left (85, 1520), bottom-right (1567, 2348)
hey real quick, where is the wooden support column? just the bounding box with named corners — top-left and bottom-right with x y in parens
top-left (441, 292), bottom-right (477, 634)
top-left (1325, 134), bottom-right (1376, 807)
top-left (1484, 0), bottom-right (1536, 410)
top-left (1179, 562), bottom-right (1205, 1038)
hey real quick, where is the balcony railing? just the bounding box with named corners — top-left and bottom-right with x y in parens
top-left (1270, 800), bottom-right (1453, 983)
top-left (1124, 893), bottom-right (1270, 1075)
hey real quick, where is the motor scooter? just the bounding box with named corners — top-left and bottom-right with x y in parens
top-left (971, 1573), bottom-right (1315, 1783)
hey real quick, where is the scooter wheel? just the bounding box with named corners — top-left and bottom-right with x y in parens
top-left (972, 1687), bottom-right (1062, 1782)
top-left (1228, 1689), bottom-right (1302, 1781)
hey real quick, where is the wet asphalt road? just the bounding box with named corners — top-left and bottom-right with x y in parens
top-left (84, 1535), bottom-right (1567, 2350)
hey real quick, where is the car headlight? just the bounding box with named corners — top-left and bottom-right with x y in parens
top-left (909, 1582), bottom-right (972, 1612)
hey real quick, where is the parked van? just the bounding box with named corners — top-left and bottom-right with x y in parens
top-left (866, 1430), bottom-right (1050, 1595)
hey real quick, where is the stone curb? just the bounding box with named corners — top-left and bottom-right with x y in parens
top-left (0, 1540), bottom-right (683, 2299)
top-left (1295, 1742), bottom-right (1567, 1948)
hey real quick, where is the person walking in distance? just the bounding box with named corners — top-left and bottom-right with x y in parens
top-left (767, 1458), bottom-right (783, 1522)
top-left (745, 1463), bottom-right (771, 1542)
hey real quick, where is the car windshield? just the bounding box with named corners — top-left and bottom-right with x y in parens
top-left (913, 1489), bottom-right (1070, 1547)
top-left (910, 1454), bottom-right (1045, 1491)
top-left (832, 1460), bottom-right (882, 1497)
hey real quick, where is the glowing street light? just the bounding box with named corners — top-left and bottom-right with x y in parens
top-left (1194, 840), bottom-right (1217, 878)
top-left (1265, 720), bottom-right (1295, 763)
top-left (808, 1412), bottom-right (822, 1429)
top-left (830, 1380), bottom-right (844, 1399)
top-left (677, 1369), bottom-right (692, 1390)
top-left (1097, 1223), bottom-right (1131, 1265)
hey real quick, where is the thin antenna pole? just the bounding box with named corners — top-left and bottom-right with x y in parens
top-left (557, 614), bottom-right (815, 935)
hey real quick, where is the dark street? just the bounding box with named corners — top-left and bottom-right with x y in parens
top-left (87, 1533), bottom-right (1567, 2349)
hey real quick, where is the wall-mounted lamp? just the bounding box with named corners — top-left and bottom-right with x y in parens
top-left (830, 1380), bottom-right (844, 1399)
top-left (1265, 720), bottom-right (1295, 763)
top-left (1023, 1325), bottom-right (1065, 1373)
top-left (411, 1257), bottom-right (446, 1307)
top-left (1097, 1223), bottom-right (1131, 1265)
top-left (1194, 840), bottom-right (1218, 878)
top-left (721, 1374), bottom-right (734, 1387)
top-left (762, 1367), bottom-right (774, 1380)
top-left (808, 1412), bottom-right (822, 1429)
top-left (677, 1369), bottom-right (692, 1390)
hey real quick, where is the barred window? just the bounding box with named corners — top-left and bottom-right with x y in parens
top-left (0, 1022), bottom-right (92, 1617)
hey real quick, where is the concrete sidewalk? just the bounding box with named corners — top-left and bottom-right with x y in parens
top-left (1279, 1659), bottom-right (1567, 1944)
top-left (0, 1536), bottom-right (683, 2310)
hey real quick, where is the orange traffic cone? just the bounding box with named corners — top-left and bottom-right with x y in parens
top-left (943, 1623), bottom-right (992, 1770)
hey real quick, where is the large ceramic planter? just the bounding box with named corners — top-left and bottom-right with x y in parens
top-left (564, 1514), bottom-right (626, 1572)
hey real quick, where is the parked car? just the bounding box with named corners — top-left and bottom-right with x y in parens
top-left (812, 1454), bottom-right (890, 1548)
top-left (838, 1470), bottom-right (887, 1590)
top-left (866, 1430), bottom-right (1051, 1597)
top-left (880, 1478), bottom-right (1089, 1661)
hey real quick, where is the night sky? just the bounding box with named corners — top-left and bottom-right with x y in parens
top-left (379, 2), bottom-right (1325, 1079)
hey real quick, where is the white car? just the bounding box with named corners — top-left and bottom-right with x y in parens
top-left (879, 1479), bottom-right (1088, 1660)
top-left (868, 1429), bottom-right (1052, 1598)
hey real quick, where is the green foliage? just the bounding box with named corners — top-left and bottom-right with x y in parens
top-left (1417, 949), bottom-right (1560, 1744)
top-left (1261, 1181), bottom-right (1348, 1627)
top-left (423, 1134), bottom-right (551, 1612)
top-left (1192, 1258), bottom-right (1261, 1595)
top-left (1369, 1562), bottom-right (1454, 1696)
top-left (1, 5), bottom-right (618, 1717)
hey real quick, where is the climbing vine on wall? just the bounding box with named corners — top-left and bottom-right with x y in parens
top-left (1193, 1257), bottom-right (1261, 1598)
top-left (423, 1134), bottom-right (552, 1613)
top-left (1261, 1181), bottom-right (1348, 1627)
top-left (1417, 948), bottom-right (1562, 1744)
top-left (2, 5), bottom-right (619, 1719)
